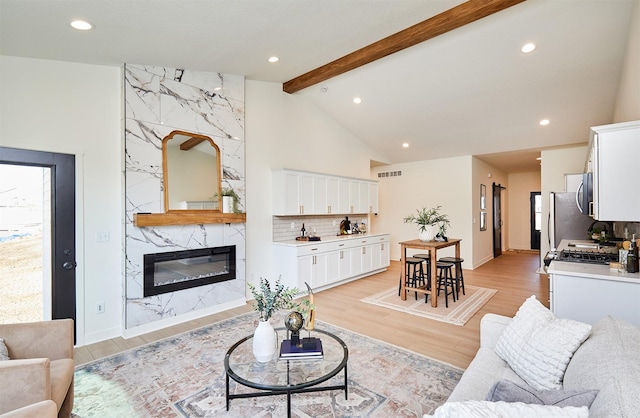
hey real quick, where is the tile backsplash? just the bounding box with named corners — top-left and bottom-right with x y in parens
top-left (273, 215), bottom-right (370, 241)
top-left (614, 222), bottom-right (640, 240)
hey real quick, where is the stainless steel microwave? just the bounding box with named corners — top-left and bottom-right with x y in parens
top-left (576, 172), bottom-right (593, 215)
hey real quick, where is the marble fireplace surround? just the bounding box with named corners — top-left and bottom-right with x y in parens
top-left (124, 64), bottom-right (246, 333)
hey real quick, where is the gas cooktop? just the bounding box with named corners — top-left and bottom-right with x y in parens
top-left (557, 249), bottom-right (618, 265)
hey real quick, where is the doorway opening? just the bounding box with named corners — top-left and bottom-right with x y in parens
top-left (530, 192), bottom-right (542, 250)
top-left (492, 183), bottom-right (506, 258)
top-left (0, 164), bottom-right (50, 323)
top-left (0, 147), bottom-right (76, 329)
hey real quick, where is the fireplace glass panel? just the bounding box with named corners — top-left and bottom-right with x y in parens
top-left (144, 246), bottom-right (235, 297)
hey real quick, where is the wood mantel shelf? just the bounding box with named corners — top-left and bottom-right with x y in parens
top-left (134, 212), bottom-right (246, 227)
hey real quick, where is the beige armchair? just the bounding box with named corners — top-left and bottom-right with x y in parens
top-left (0, 400), bottom-right (57, 418)
top-left (0, 319), bottom-right (74, 418)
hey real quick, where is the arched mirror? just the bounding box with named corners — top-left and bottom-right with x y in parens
top-left (162, 130), bottom-right (221, 212)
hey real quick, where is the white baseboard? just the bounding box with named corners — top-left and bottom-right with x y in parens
top-left (473, 254), bottom-right (494, 269)
top-left (81, 326), bottom-right (123, 347)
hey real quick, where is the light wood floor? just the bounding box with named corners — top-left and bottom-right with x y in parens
top-left (75, 250), bottom-right (547, 369)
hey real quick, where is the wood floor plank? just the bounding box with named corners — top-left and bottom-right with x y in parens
top-left (75, 251), bottom-right (546, 370)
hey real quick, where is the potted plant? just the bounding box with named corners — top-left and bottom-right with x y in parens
top-left (248, 277), bottom-right (299, 322)
top-left (403, 206), bottom-right (450, 242)
top-left (214, 187), bottom-right (240, 213)
top-left (248, 277), bottom-right (299, 362)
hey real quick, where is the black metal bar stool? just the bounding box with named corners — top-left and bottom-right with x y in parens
top-left (439, 257), bottom-right (465, 299)
top-left (412, 253), bottom-right (432, 288)
top-left (398, 257), bottom-right (426, 300)
top-left (434, 261), bottom-right (456, 308)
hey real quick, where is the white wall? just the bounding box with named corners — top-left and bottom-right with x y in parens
top-left (244, 80), bottom-right (385, 288)
top-left (471, 158), bottom-right (508, 267)
top-left (507, 172), bottom-right (542, 251)
top-left (370, 157), bottom-right (473, 266)
top-left (614, 0), bottom-right (640, 122)
top-left (0, 56), bottom-right (123, 345)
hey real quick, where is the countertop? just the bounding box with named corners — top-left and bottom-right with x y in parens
top-left (548, 260), bottom-right (640, 284)
top-left (273, 232), bottom-right (389, 247)
top-left (549, 238), bottom-right (639, 283)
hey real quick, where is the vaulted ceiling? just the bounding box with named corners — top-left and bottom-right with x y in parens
top-left (1, 0), bottom-right (635, 172)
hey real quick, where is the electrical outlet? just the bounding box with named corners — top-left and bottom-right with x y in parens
top-left (96, 231), bottom-right (110, 242)
top-left (97, 303), bottom-right (105, 314)
top-left (291, 222), bottom-right (295, 229)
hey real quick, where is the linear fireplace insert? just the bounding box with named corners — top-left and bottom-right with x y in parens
top-left (143, 245), bottom-right (236, 297)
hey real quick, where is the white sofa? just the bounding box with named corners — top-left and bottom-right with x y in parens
top-left (428, 309), bottom-right (640, 417)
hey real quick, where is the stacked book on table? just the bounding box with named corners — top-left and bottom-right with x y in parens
top-left (279, 338), bottom-right (323, 360)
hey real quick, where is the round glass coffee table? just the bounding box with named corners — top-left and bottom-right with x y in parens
top-left (224, 327), bottom-right (349, 417)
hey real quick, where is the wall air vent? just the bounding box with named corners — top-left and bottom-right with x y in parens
top-left (377, 171), bottom-right (402, 178)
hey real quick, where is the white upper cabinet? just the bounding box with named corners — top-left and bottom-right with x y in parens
top-left (313, 175), bottom-right (328, 214)
top-left (348, 180), bottom-right (376, 214)
top-left (338, 178), bottom-right (351, 214)
top-left (273, 169), bottom-right (378, 216)
top-left (326, 177), bottom-right (340, 215)
top-left (368, 182), bottom-right (379, 214)
top-left (273, 170), bottom-right (314, 215)
top-left (349, 181), bottom-right (361, 214)
top-left (590, 120), bottom-right (640, 221)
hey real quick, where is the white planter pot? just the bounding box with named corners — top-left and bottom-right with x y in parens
top-left (252, 320), bottom-right (277, 362)
top-left (222, 196), bottom-right (234, 213)
top-left (419, 225), bottom-right (437, 242)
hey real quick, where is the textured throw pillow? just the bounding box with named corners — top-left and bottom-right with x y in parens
top-left (494, 295), bottom-right (592, 390)
top-left (0, 337), bottom-right (9, 360)
top-left (486, 380), bottom-right (599, 408)
top-left (427, 400), bottom-right (589, 418)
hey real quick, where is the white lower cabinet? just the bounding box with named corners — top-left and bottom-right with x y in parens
top-left (298, 253), bottom-right (328, 288)
top-left (273, 234), bottom-right (390, 291)
top-left (338, 248), bottom-right (351, 280)
top-left (549, 271), bottom-right (640, 327)
top-left (350, 246), bottom-right (364, 277)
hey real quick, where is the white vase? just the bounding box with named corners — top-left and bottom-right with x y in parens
top-left (252, 320), bottom-right (277, 362)
top-left (222, 196), bottom-right (234, 213)
top-left (419, 225), bottom-right (436, 242)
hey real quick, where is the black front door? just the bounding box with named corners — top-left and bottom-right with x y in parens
top-left (530, 192), bottom-right (541, 250)
top-left (493, 183), bottom-right (504, 258)
top-left (0, 147), bottom-right (76, 324)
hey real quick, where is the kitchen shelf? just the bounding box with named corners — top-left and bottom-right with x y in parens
top-left (133, 212), bottom-right (246, 227)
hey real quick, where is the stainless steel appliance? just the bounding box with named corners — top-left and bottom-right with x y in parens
top-left (576, 172), bottom-right (593, 215)
top-left (556, 249), bottom-right (617, 264)
top-left (549, 192), bottom-right (595, 249)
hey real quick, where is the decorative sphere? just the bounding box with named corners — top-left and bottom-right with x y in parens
top-left (284, 311), bottom-right (304, 332)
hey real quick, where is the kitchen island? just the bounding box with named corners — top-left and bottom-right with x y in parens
top-left (548, 254), bottom-right (640, 327)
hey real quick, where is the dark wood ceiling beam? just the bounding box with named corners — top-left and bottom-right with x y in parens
top-left (179, 137), bottom-right (206, 150)
top-left (283, 0), bottom-right (526, 94)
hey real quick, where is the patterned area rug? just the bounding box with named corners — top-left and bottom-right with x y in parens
top-left (73, 312), bottom-right (463, 417)
top-left (361, 285), bottom-right (497, 326)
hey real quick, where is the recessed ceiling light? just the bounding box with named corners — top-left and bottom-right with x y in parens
top-left (70, 20), bottom-right (93, 30)
top-left (353, 97), bottom-right (362, 104)
top-left (539, 119), bottom-right (550, 126)
top-left (402, 143), bottom-right (409, 148)
top-left (268, 56), bottom-right (279, 63)
top-left (521, 43), bottom-right (536, 53)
